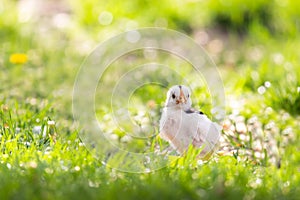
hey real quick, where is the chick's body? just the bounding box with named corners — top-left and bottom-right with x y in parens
top-left (159, 85), bottom-right (221, 158)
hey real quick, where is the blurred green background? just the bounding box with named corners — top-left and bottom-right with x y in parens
top-left (1, 0), bottom-right (300, 114)
top-left (1, 0), bottom-right (300, 199)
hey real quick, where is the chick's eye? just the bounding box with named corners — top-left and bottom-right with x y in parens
top-left (172, 94), bottom-right (176, 99)
top-left (187, 94), bottom-right (190, 98)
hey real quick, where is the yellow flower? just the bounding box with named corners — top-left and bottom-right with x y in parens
top-left (9, 53), bottom-right (28, 64)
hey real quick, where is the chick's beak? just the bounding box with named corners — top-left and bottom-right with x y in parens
top-left (176, 89), bottom-right (187, 104)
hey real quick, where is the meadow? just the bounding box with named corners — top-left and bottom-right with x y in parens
top-left (1, 0), bottom-right (300, 199)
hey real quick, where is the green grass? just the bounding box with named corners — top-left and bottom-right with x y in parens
top-left (1, 0), bottom-right (300, 199)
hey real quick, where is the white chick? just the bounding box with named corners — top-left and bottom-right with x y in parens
top-left (159, 85), bottom-right (221, 159)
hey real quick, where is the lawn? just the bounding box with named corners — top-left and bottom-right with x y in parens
top-left (1, 0), bottom-right (300, 199)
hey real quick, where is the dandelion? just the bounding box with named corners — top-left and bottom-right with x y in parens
top-left (9, 53), bottom-right (28, 64)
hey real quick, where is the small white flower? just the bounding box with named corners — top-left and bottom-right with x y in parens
top-left (74, 166), bottom-right (80, 171)
top-left (88, 180), bottom-right (100, 188)
top-left (144, 168), bottom-right (151, 173)
top-left (264, 81), bottom-right (271, 88)
top-left (257, 86), bottom-right (266, 95)
top-left (47, 120), bottom-right (55, 126)
top-left (33, 126), bottom-right (42, 134)
top-left (7, 163), bottom-right (11, 169)
top-left (15, 127), bottom-right (21, 134)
